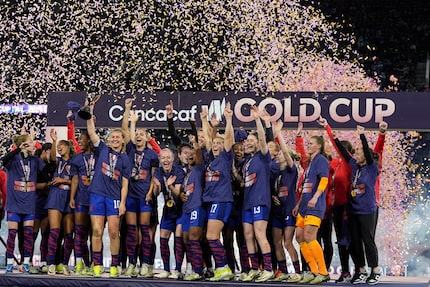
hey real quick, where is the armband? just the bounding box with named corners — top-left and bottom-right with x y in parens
top-left (317, 177), bottom-right (328, 191)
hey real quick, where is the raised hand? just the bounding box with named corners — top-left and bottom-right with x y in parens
top-left (379, 121), bottom-right (388, 133)
top-left (200, 107), bottom-right (208, 120)
top-left (224, 102), bottom-right (233, 118)
top-left (125, 98), bottom-right (133, 109)
top-left (250, 105), bottom-right (260, 120)
top-left (166, 100), bottom-right (173, 119)
top-left (210, 113), bottom-right (220, 127)
top-left (188, 134), bottom-right (197, 145)
top-left (274, 119), bottom-right (283, 135)
top-left (260, 108), bottom-right (271, 123)
top-left (297, 122), bottom-right (303, 136)
top-left (50, 128), bottom-right (57, 142)
top-left (357, 125), bottom-right (365, 134)
top-left (317, 116), bottom-right (328, 127)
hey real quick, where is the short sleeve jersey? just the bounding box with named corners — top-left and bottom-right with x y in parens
top-left (70, 152), bottom-right (96, 206)
top-left (242, 151), bottom-right (272, 210)
top-left (182, 163), bottom-right (205, 213)
top-left (202, 149), bottom-right (234, 203)
top-left (5, 153), bottom-right (45, 214)
top-left (273, 164), bottom-right (298, 218)
top-left (299, 153), bottom-right (329, 218)
top-left (126, 142), bottom-right (159, 198)
top-left (90, 141), bottom-right (132, 200)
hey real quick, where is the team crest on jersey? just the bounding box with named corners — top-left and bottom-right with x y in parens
top-left (302, 182), bottom-right (313, 193)
top-left (244, 173), bottom-right (257, 188)
top-left (101, 162), bottom-right (120, 180)
top-left (205, 170), bottom-right (220, 182)
top-left (185, 183), bottom-right (195, 196)
top-left (279, 186), bottom-right (289, 197)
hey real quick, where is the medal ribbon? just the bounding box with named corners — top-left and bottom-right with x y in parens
top-left (352, 168), bottom-right (362, 189)
top-left (300, 159), bottom-right (312, 191)
top-left (109, 152), bottom-right (118, 179)
top-left (163, 174), bottom-right (174, 205)
top-left (19, 156), bottom-right (31, 183)
top-left (83, 154), bottom-right (95, 179)
top-left (57, 159), bottom-right (68, 176)
top-left (133, 151), bottom-right (144, 176)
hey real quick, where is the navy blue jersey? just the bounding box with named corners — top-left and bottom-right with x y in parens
top-left (299, 154), bottom-right (329, 219)
top-left (242, 151), bottom-right (272, 210)
top-left (272, 164), bottom-right (298, 218)
top-left (154, 165), bottom-right (185, 219)
top-left (45, 157), bottom-right (73, 210)
top-left (203, 149), bottom-right (234, 203)
top-left (182, 163), bottom-right (205, 214)
top-left (269, 158), bottom-right (280, 194)
top-left (126, 142), bottom-right (159, 198)
top-left (5, 153), bottom-right (45, 214)
top-left (90, 141), bottom-right (132, 200)
top-left (348, 158), bottom-right (379, 214)
top-left (70, 152), bottom-right (95, 206)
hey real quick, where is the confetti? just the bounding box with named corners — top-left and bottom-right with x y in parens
top-left (0, 0), bottom-right (426, 274)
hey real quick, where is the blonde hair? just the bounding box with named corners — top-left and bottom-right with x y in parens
top-left (13, 134), bottom-right (31, 147)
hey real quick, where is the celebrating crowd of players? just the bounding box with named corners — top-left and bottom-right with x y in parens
top-left (0, 97), bottom-right (387, 285)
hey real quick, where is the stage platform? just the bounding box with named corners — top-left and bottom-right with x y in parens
top-left (0, 271), bottom-right (429, 287)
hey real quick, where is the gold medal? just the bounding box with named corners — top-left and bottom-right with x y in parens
top-left (24, 183), bottom-right (28, 192)
top-left (86, 177), bottom-right (92, 185)
top-left (351, 189), bottom-right (357, 198)
top-left (134, 175), bottom-right (140, 181)
top-left (166, 200), bottom-right (174, 208)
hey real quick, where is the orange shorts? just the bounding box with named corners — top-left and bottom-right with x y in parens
top-left (296, 213), bottom-right (322, 228)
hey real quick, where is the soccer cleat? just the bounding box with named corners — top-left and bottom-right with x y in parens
top-left (56, 263), bottom-right (64, 273)
top-left (204, 267), bottom-right (214, 278)
top-left (141, 264), bottom-right (153, 277)
top-left (81, 266), bottom-right (92, 276)
top-left (298, 272), bottom-right (315, 284)
top-left (168, 270), bottom-right (183, 279)
top-left (272, 272), bottom-right (289, 281)
top-left (351, 272), bottom-right (368, 284)
top-left (109, 266), bottom-right (119, 278)
top-left (287, 273), bottom-right (302, 283)
top-left (6, 263), bottom-right (13, 274)
top-left (92, 265), bottom-right (104, 277)
top-left (131, 265), bottom-right (139, 277)
top-left (29, 265), bottom-right (39, 274)
top-left (21, 263), bottom-right (30, 275)
top-left (40, 264), bottom-right (48, 273)
top-left (238, 272), bottom-right (248, 281)
top-left (124, 263), bottom-right (135, 277)
top-left (185, 262), bottom-right (193, 278)
top-left (184, 271), bottom-right (202, 281)
top-left (335, 271), bottom-right (352, 283)
top-left (62, 265), bottom-right (70, 276)
top-left (366, 272), bottom-right (381, 285)
top-left (241, 269), bottom-right (260, 281)
top-left (48, 264), bottom-right (56, 276)
top-left (75, 261), bottom-right (85, 275)
top-left (116, 265), bottom-right (123, 275)
top-left (154, 270), bottom-right (171, 279)
top-left (209, 265), bottom-right (235, 281)
top-left (310, 274), bottom-right (331, 284)
top-left (255, 270), bottom-right (274, 282)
